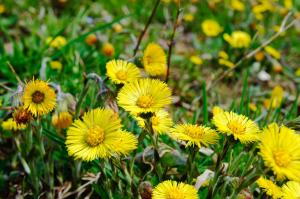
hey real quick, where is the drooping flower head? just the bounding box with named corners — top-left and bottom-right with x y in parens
top-left (223, 31), bottom-right (251, 48)
top-left (117, 78), bottom-right (172, 115)
top-left (66, 108), bottom-right (137, 161)
top-left (52, 111), bottom-right (73, 129)
top-left (23, 79), bottom-right (56, 116)
top-left (201, 19), bottom-right (223, 37)
top-left (213, 111), bottom-right (260, 143)
top-left (135, 110), bottom-right (173, 134)
top-left (256, 177), bottom-right (282, 199)
top-left (106, 59), bottom-right (141, 84)
top-left (170, 124), bottom-right (219, 148)
top-left (152, 180), bottom-right (199, 199)
top-left (259, 123), bottom-right (300, 181)
top-left (282, 181), bottom-right (300, 199)
top-left (142, 43), bottom-right (167, 76)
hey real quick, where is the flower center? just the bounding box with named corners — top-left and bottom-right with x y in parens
top-left (166, 190), bottom-right (184, 199)
top-left (227, 120), bottom-right (246, 135)
top-left (136, 95), bottom-right (154, 108)
top-left (116, 70), bottom-right (127, 80)
top-left (32, 91), bottom-right (45, 104)
top-left (151, 115), bottom-right (159, 126)
top-left (273, 150), bottom-right (291, 167)
top-left (85, 126), bottom-right (105, 147)
top-left (186, 126), bottom-right (204, 139)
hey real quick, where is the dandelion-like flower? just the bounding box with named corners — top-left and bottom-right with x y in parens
top-left (223, 31), bottom-right (251, 48)
top-left (106, 59), bottom-right (141, 84)
top-left (142, 43), bottom-right (167, 76)
top-left (259, 123), bottom-right (300, 181)
top-left (117, 78), bottom-right (172, 115)
top-left (23, 79), bottom-right (56, 116)
top-left (52, 111), bottom-right (73, 129)
top-left (66, 108), bottom-right (137, 161)
top-left (170, 124), bottom-right (219, 148)
top-left (264, 86), bottom-right (284, 109)
top-left (1, 118), bottom-right (26, 131)
top-left (282, 181), bottom-right (300, 199)
top-left (152, 180), bottom-right (199, 199)
top-left (201, 19), bottom-right (223, 37)
top-left (135, 110), bottom-right (173, 134)
top-left (256, 177), bottom-right (282, 199)
top-left (213, 111), bottom-right (260, 143)
top-left (46, 36), bottom-right (67, 49)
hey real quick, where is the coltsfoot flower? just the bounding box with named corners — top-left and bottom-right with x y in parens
top-left (1, 118), bottom-right (26, 131)
top-left (282, 181), bottom-right (300, 199)
top-left (142, 43), bottom-right (167, 76)
top-left (52, 111), bottom-right (73, 129)
top-left (256, 177), bottom-right (282, 199)
top-left (201, 19), bottom-right (223, 37)
top-left (223, 31), bottom-right (251, 48)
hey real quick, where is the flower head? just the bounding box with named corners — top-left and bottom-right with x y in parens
top-left (102, 42), bottom-right (115, 57)
top-left (170, 124), bottom-right (219, 148)
top-left (117, 78), bottom-right (172, 115)
top-left (23, 79), bottom-right (56, 116)
top-left (52, 111), bottom-right (73, 129)
top-left (50, 61), bottom-right (63, 70)
top-left (264, 46), bottom-right (281, 60)
top-left (13, 107), bottom-right (32, 125)
top-left (213, 111), bottom-right (260, 143)
top-left (66, 108), bottom-right (137, 161)
top-left (201, 19), bottom-right (223, 37)
top-left (259, 123), bottom-right (300, 181)
top-left (223, 31), bottom-right (251, 48)
top-left (152, 180), bottom-right (199, 199)
top-left (135, 110), bottom-right (173, 134)
top-left (256, 177), bottom-right (282, 199)
top-left (106, 59), bottom-right (141, 84)
top-left (230, 0), bottom-right (245, 11)
top-left (190, 56), bottom-right (203, 65)
top-left (1, 118), bottom-right (27, 131)
top-left (142, 43), bottom-right (167, 76)
top-left (282, 181), bottom-right (300, 199)
top-left (85, 34), bottom-right (97, 46)
top-left (264, 86), bottom-right (284, 109)
top-left (46, 36), bottom-right (67, 49)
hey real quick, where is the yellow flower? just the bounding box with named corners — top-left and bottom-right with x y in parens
top-left (46, 36), bottom-right (67, 49)
top-left (213, 111), bottom-right (260, 143)
top-left (218, 58), bottom-right (235, 68)
top-left (230, 0), bottom-right (245, 11)
top-left (284, 0), bottom-right (293, 10)
top-left (66, 108), bottom-right (137, 161)
top-left (264, 46), bottom-right (281, 60)
top-left (23, 79), bottom-right (56, 116)
top-left (135, 110), bottom-right (173, 134)
top-left (190, 56), bottom-right (203, 65)
top-left (296, 68), bottom-right (300, 76)
top-left (0, 4), bottom-right (5, 14)
top-left (117, 78), bottom-right (172, 115)
top-left (1, 118), bottom-right (27, 131)
top-left (282, 181), bottom-right (300, 199)
top-left (52, 111), bottom-right (73, 129)
top-left (212, 106), bottom-right (224, 116)
top-left (113, 23), bottom-right (123, 33)
top-left (267, 86), bottom-right (284, 109)
top-left (102, 42), bottom-right (115, 57)
top-left (259, 123), bottom-right (300, 181)
top-left (249, 103), bottom-right (257, 112)
top-left (106, 59), bottom-right (141, 84)
top-left (170, 124), bottom-right (219, 148)
top-left (142, 43), bottom-right (167, 76)
top-left (255, 51), bottom-right (265, 61)
top-left (223, 31), bottom-right (251, 48)
top-left (183, 14), bottom-right (194, 22)
top-left (152, 180), bottom-right (199, 199)
top-left (218, 51), bottom-right (229, 60)
top-left (201, 19), bottom-right (223, 37)
top-left (50, 61), bottom-right (62, 70)
top-left (256, 177), bottom-right (282, 199)
top-left (85, 34), bottom-right (97, 46)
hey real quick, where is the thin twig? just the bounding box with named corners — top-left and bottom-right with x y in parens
top-left (7, 62), bottom-right (23, 85)
top-left (207, 13), bottom-right (298, 91)
top-left (165, 4), bottom-right (181, 83)
top-left (132, 0), bottom-right (161, 56)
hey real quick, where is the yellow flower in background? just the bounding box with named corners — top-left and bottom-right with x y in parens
top-left (66, 108), bottom-right (137, 161)
top-left (106, 59), bottom-right (141, 84)
top-left (0, 4), bottom-right (5, 14)
top-left (264, 46), bottom-right (281, 59)
top-left (296, 68), bottom-right (300, 76)
top-left (284, 0), bottom-right (293, 10)
top-left (256, 177), bottom-right (282, 199)
top-left (117, 78), bottom-right (172, 115)
top-left (152, 180), bottom-right (199, 199)
top-left (224, 31), bottom-right (251, 48)
top-left (273, 64), bottom-right (283, 73)
top-left (255, 51), bottom-right (265, 61)
top-left (212, 106), bottom-right (224, 116)
top-left (218, 51), bottom-right (229, 60)
top-left (113, 23), bottom-right (123, 33)
top-left (230, 0), bottom-right (245, 11)
top-left (135, 110), bottom-right (173, 134)
top-left (259, 123), bottom-right (300, 181)
top-left (23, 79), bottom-right (56, 116)
top-left (183, 14), bottom-right (194, 22)
top-left (264, 86), bottom-right (284, 109)
top-left (201, 19), bottom-right (223, 37)
top-left (213, 111), bottom-right (260, 143)
top-left (282, 181), bottom-right (300, 199)
top-left (85, 34), bottom-right (97, 46)
top-left (1, 118), bottom-right (27, 131)
top-left (170, 124), bottom-right (219, 148)
top-left (50, 61), bottom-right (63, 70)
top-left (218, 58), bottom-right (235, 68)
top-left (249, 103), bottom-right (257, 112)
top-left (52, 111), bottom-right (73, 129)
top-left (102, 42), bottom-right (115, 57)
top-left (190, 55), bottom-right (203, 65)
top-left (46, 36), bottom-right (67, 49)
top-left (142, 43), bottom-right (167, 76)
